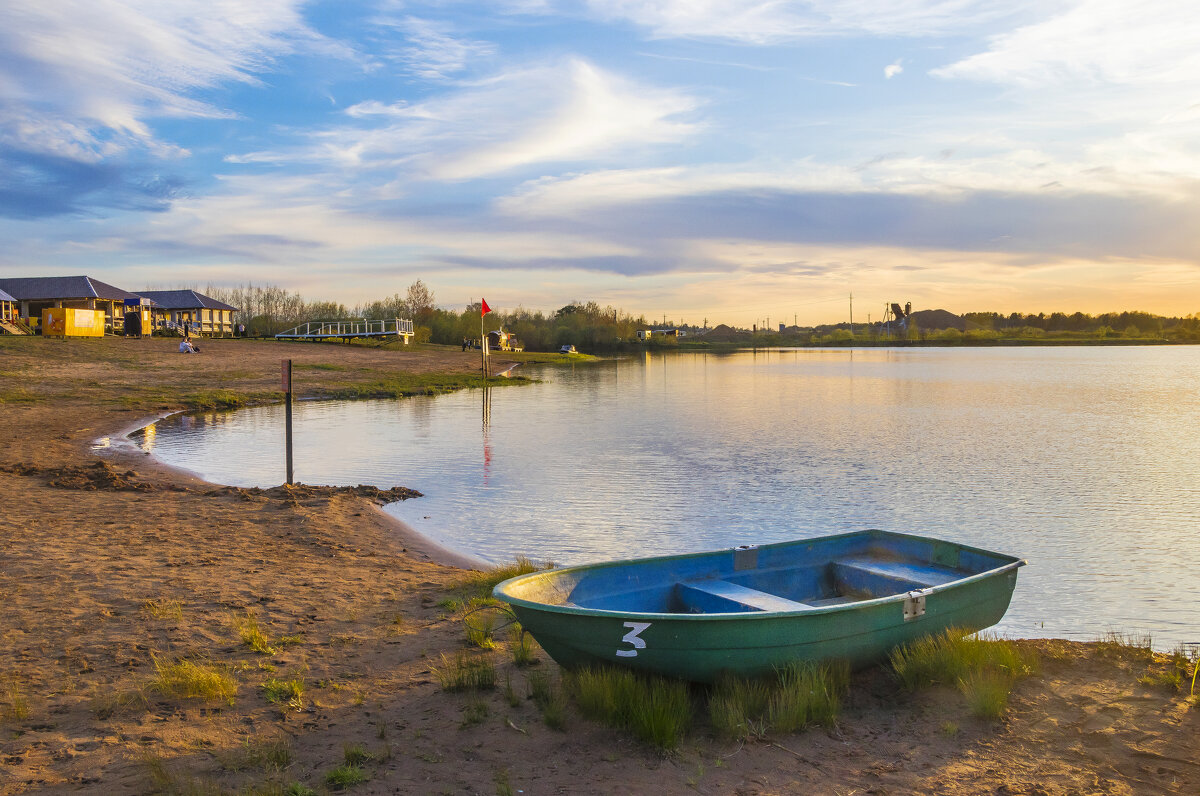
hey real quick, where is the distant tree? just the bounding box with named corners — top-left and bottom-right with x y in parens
top-left (405, 280), bottom-right (436, 322)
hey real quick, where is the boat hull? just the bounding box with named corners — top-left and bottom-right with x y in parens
top-left (494, 530), bottom-right (1024, 682)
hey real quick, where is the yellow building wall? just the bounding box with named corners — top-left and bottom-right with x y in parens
top-left (42, 308), bottom-right (105, 337)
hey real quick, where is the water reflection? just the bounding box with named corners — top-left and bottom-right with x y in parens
top-left (130, 346), bottom-right (1200, 648)
top-left (482, 384), bottom-right (492, 485)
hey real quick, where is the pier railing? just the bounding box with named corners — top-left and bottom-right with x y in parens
top-left (275, 318), bottom-right (414, 341)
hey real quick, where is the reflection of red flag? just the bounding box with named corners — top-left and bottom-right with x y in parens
top-left (481, 298), bottom-right (491, 316)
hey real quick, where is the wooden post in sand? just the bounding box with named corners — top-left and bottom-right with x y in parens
top-left (282, 359), bottom-right (294, 485)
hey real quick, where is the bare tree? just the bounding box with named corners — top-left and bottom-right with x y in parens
top-left (405, 280), bottom-right (435, 321)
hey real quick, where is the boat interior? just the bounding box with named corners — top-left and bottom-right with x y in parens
top-left (502, 532), bottom-right (1019, 614)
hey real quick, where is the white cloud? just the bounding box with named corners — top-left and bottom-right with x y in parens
top-left (934, 0), bottom-right (1200, 89)
top-left (928, 0), bottom-right (1200, 193)
top-left (0, 0), bottom-right (329, 160)
top-left (884, 60), bottom-right (903, 79)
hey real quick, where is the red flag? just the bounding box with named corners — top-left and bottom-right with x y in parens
top-left (481, 298), bottom-right (491, 316)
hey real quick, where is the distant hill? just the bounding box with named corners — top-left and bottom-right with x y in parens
top-left (910, 309), bottom-right (964, 331)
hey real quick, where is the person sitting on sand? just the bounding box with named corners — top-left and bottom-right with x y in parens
top-left (179, 336), bottom-right (200, 354)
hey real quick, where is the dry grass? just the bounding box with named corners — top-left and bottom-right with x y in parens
top-left (1, 680), bottom-right (31, 722)
top-left (234, 611), bottom-right (277, 655)
top-left (145, 657), bottom-right (237, 705)
top-left (141, 598), bottom-right (184, 621)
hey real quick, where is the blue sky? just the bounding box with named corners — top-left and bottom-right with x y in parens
top-left (2, 1), bottom-right (1198, 325)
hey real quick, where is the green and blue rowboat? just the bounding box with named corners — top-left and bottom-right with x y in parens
top-left (493, 529), bottom-right (1025, 682)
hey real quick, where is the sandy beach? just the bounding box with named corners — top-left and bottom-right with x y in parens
top-left (0, 336), bottom-right (1196, 795)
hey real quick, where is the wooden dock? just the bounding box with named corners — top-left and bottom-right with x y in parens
top-left (275, 318), bottom-right (414, 343)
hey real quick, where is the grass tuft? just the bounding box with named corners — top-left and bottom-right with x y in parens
top-left (890, 629), bottom-right (1037, 690)
top-left (433, 651), bottom-right (496, 692)
top-left (708, 676), bottom-right (771, 741)
top-left (324, 764), bottom-right (367, 790)
top-left (769, 660), bottom-right (847, 731)
top-left (890, 629), bottom-right (1037, 719)
top-left (234, 611), bottom-right (276, 655)
top-left (145, 657), bottom-right (237, 704)
top-left (527, 669), bottom-right (567, 731)
top-left (461, 697), bottom-right (490, 728)
top-left (708, 661), bottom-right (848, 740)
top-left (217, 735), bottom-right (293, 773)
top-left (463, 605), bottom-right (502, 649)
top-left (183, 389), bottom-right (252, 410)
top-left (566, 665), bottom-right (691, 751)
top-left (0, 387), bottom-right (41, 404)
top-left (1096, 631), bottom-right (1155, 663)
top-left (343, 743), bottom-right (373, 766)
top-left (141, 598), bottom-right (184, 621)
top-left (450, 557), bottom-right (548, 602)
top-left (509, 624), bottom-right (537, 667)
top-left (261, 677), bottom-right (305, 710)
top-left (1, 681), bottom-right (31, 722)
top-left (1138, 646), bottom-right (1198, 692)
top-left (959, 671), bottom-right (1014, 719)
top-left (503, 670), bottom-right (521, 708)
top-left (495, 768), bottom-right (515, 796)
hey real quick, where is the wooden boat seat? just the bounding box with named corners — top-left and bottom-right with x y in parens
top-left (675, 579), bottom-right (813, 613)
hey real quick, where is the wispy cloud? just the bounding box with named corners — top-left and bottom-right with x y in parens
top-left (249, 58), bottom-right (701, 181)
top-left (0, 0), bottom-right (325, 160)
top-left (933, 0), bottom-right (1200, 89)
top-left (884, 60), bottom-right (903, 79)
top-left (0, 0), bottom-right (343, 218)
top-left (372, 15), bottom-right (496, 79)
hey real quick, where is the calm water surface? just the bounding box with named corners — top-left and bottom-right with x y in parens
top-left (132, 347), bottom-right (1200, 648)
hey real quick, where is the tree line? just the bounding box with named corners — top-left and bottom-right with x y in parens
top-left (194, 281), bottom-right (1200, 348)
top-left (199, 281), bottom-right (656, 349)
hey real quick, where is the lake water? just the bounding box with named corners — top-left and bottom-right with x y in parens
top-left (130, 346), bottom-right (1200, 648)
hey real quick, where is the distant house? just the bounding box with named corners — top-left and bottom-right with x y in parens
top-left (0, 275), bottom-right (141, 333)
top-left (636, 328), bottom-right (686, 341)
top-left (135, 290), bottom-right (239, 337)
top-left (0, 287), bottom-right (18, 330)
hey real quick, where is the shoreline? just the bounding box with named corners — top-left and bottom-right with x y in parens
top-left (104, 411), bottom-right (488, 571)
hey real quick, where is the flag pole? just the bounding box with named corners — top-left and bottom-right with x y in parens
top-left (480, 299), bottom-right (487, 381)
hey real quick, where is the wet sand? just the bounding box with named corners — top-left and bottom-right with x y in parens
top-left (0, 336), bottom-right (1196, 794)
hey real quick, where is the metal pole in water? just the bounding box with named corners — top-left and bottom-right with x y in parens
top-left (282, 358), bottom-right (294, 485)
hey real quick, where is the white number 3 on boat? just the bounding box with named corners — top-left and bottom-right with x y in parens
top-left (616, 622), bottom-right (652, 657)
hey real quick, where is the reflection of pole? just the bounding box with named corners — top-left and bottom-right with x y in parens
top-left (481, 384), bottom-right (492, 483)
top-left (282, 359), bottom-right (293, 485)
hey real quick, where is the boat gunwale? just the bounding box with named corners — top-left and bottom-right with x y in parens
top-left (493, 529), bottom-right (1026, 622)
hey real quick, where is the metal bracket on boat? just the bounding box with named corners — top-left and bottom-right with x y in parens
top-left (903, 589), bottom-right (930, 622)
top-left (733, 545), bottom-right (759, 571)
